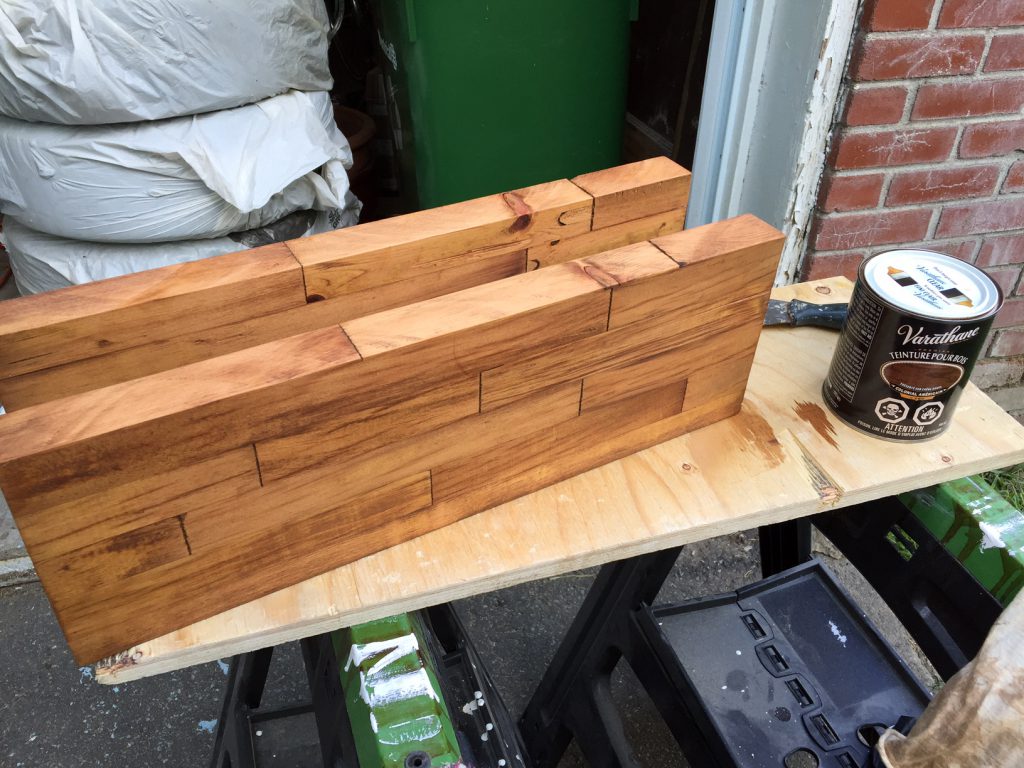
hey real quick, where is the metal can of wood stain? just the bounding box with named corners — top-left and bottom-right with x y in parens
top-left (822, 249), bottom-right (1002, 441)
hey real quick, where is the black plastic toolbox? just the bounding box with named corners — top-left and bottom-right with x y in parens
top-left (641, 559), bottom-right (931, 768)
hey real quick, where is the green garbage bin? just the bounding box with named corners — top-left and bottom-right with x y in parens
top-left (373, 0), bottom-right (637, 209)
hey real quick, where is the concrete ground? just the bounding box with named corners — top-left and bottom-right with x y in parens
top-left (0, 528), bottom-right (941, 768)
top-left (0, 491), bottom-right (31, 589)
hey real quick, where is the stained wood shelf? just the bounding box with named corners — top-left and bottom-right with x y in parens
top-left (2, 159), bottom-right (723, 664)
top-left (95, 276), bottom-right (1024, 683)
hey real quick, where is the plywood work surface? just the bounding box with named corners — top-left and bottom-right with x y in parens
top-left (95, 276), bottom-right (1024, 683)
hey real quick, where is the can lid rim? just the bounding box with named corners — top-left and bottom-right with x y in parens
top-left (859, 249), bottom-right (1002, 320)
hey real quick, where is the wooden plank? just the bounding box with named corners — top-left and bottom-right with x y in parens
top-left (0, 300), bottom-right (348, 410)
top-left (579, 345), bottom-right (694, 410)
top-left (339, 264), bottom-right (613, 382)
top-left (38, 517), bottom-right (192, 593)
top-left (1, 214), bottom-right (779, 663)
top-left (14, 448), bottom-right (260, 562)
top-left (179, 466), bottom-right (439, 555)
top-left (49, 471), bottom-right (435, 664)
top-left (480, 230), bottom-right (776, 412)
top-left (255, 380), bottom-right (585, 501)
top-left (683, 352), bottom-right (759, 413)
top-left (0, 162), bottom-right (694, 409)
top-left (289, 179), bottom-right (594, 299)
top-left (612, 213), bottom-right (783, 328)
top-left (255, 376), bottom-right (480, 482)
top-left (576, 240), bottom-right (680, 288)
top-left (429, 378), bottom-right (737, 520)
top-left (93, 279), bottom-right (1024, 685)
top-left (650, 212), bottom-right (782, 267)
top-left (572, 156), bottom-right (691, 229)
top-left (527, 209), bottom-right (686, 270)
top-left (430, 384), bottom-right (688, 506)
top-left (0, 248), bottom-right (528, 410)
top-left (481, 293), bottom-right (765, 411)
top-left (310, 246), bottom-right (527, 324)
top-left (0, 327), bottom-right (361, 507)
top-left (0, 244), bottom-right (305, 381)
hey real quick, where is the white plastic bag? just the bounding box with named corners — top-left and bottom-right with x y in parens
top-left (2, 196), bottom-right (361, 295)
top-left (0, 0), bottom-right (333, 124)
top-left (0, 91), bottom-right (354, 243)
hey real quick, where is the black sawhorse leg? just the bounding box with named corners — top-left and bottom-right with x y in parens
top-left (519, 547), bottom-right (682, 768)
top-left (520, 526), bottom-right (815, 768)
top-left (210, 647), bottom-right (275, 767)
top-left (301, 635), bottom-right (359, 768)
top-left (758, 519), bottom-right (812, 577)
top-left (209, 637), bottom-right (358, 768)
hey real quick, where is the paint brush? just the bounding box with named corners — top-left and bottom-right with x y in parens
top-left (763, 299), bottom-right (848, 329)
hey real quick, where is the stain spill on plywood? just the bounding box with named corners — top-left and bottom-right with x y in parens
top-left (794, 401), bottom-right (839, 449)
top-left (794, 435), bottom-right (841, 503)
top-left (736, 403), bottom-right (785, 468)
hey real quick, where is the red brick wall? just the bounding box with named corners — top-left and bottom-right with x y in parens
top-left (803, 0), bottom-right (1024, 419)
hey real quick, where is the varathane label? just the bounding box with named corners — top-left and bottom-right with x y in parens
top-left (823, 251), bottom-right (1001, 442)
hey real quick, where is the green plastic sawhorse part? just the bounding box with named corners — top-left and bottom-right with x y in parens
top-left (334, 614), bottom-right (464, 768)
top-left (899, 474), bottom-right (1024, 606)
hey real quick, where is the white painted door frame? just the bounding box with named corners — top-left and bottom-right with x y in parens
top-left (687, 0), bottom-right (860, 284)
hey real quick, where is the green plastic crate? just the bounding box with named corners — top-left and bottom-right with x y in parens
top-left (899, 474), bottom-right (1024, 605)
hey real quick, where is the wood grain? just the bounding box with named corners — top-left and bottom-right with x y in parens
top-left (572, 156), bottom-right (691, 229)
top-left (0, 327), bottom-right (362, 507)
top-left (41, 517), bottom-right (192, 593)
top-left (14, 448), bottom-right (260, 562)
top-left (0, 248), bottom-right (528, 410)
top-left (47, 471), bottom-right (436, 663)
top-left (341, 259), bottom-right (611, 360)
top-left (0, 160), bottom-right (693, 409)
top-left (430, 381), bottom-right (696, 510)
top-left (255, 379), bottom-right (584, 492)
top-left (255, 376), bottom-right (481, 483)
top-left (1, 212), bottom-right (779, 664)
top-left (527, 208), bottom-right (686, 270)
top-left (288, 179), bottom-right (593, 299)
top-left (93, 277), bottom-right (1024, 684)
top-left (481, 294), bottom-right (765, 411)
top-left (0, 244), bottom-right (305, 378)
